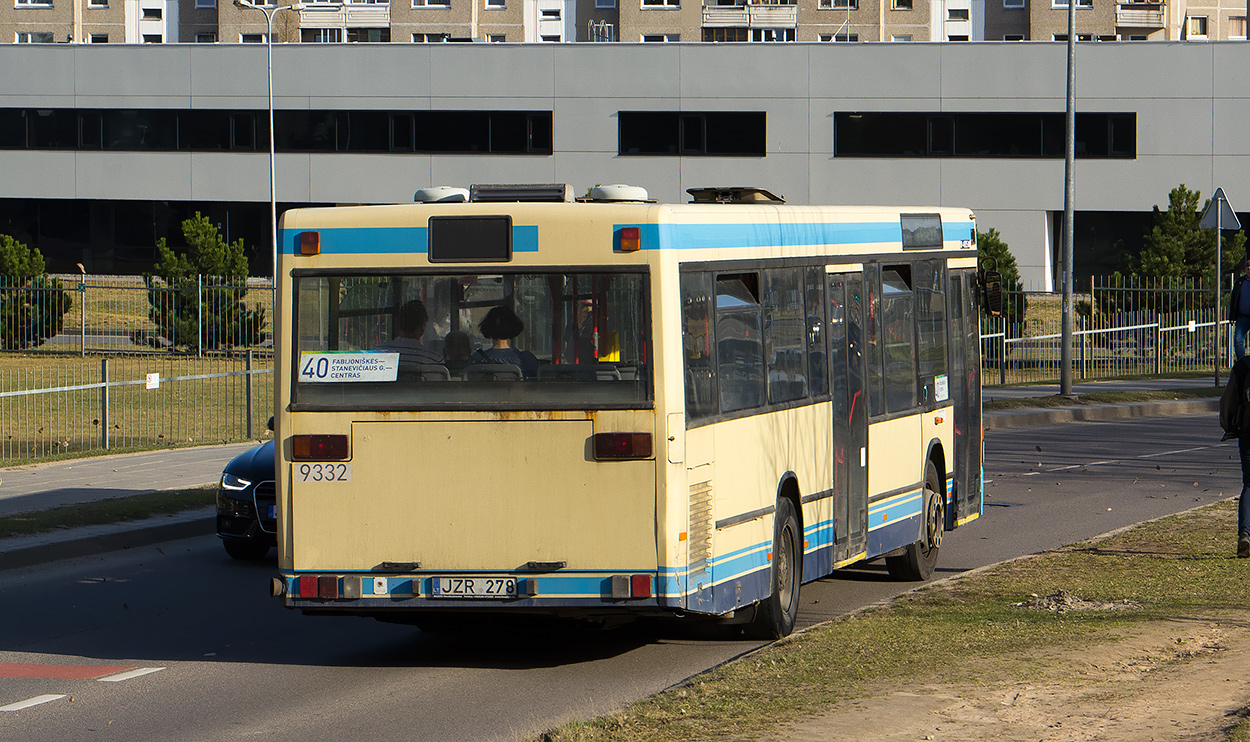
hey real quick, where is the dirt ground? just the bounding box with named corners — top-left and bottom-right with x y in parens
top-left (774, 607), bottom-right (1250, 742)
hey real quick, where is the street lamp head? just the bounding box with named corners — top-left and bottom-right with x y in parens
top-left (233, 0), bottom-right (252, 8)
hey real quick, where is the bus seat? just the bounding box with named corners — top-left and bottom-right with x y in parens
top-left (412, 364), bottom-right (450, 381)
top-left (465, 363), bottom-right (523, 381)
top-left (594, 364), bottom-right (621, 381)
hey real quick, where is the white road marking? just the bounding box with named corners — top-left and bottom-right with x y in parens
top-left (0, 694), bottom-right (66, 711)
top-left (1005, 443), bottom-right (1227, 478)
top-left (98, 667), bottom-right (165, 682)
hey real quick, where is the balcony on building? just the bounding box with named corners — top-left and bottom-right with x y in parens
top-left (299, 0), bottom-right (390, 30)
top-left (1116, 2), bottom-right (1164, 28)
top-left (702, 0), bottom-right (797, 29)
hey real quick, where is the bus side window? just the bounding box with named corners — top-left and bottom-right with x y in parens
top-left (764, 268), bottom-right (806, 404)
top-left (914, 259), bottom-right (948, 405)
top-left (681, 272), bottom-right (717, 420)
top-left (715, 272), bottom-right (765, 413)
top-left (881, 265), bottom-right (918, 413)
top-left (804, 266), bottom-right (829, 397)
top-left (863, 263), bottom-right (885, 416)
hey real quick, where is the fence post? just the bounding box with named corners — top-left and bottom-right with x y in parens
top-left (79, 279), bottom-right (86, 357)
top-left (999, 330), bottom-right (1006, 386)
top-left (246, 349), bottom-right (254, 440)
top-left (100, 357), bottom-right (109, 451)
top-left (197, 274), bottom-right (203, 359)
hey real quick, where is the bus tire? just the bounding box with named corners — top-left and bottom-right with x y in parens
top-left (746, 497), bottom-right (801, 640)
top-left (886, 461), bottom-right (943, 582)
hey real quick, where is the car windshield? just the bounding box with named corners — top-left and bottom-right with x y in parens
top-left (293, 272), bottom-right (651, 408)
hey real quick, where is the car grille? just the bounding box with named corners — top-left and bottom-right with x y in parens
top-left (254, 481), bottom-right (277, 534)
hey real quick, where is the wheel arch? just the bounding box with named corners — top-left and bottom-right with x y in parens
top-left (924, 438), bottom-right (947, 498)
top-left (775, 470), bottom-right (803, 536)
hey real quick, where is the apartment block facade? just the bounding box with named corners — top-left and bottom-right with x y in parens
top-left (4, 0), bottom-right (1245, 44)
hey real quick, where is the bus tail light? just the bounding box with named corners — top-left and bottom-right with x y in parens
top-left (292, 434), bottom-right (349, 460)
top-left (300, 231), bottom-right (321, 255)
top-left (592, 432), bottom-right (652, 460)
top-left (611, 574), bottom-right (652, 600)
top-left (618, 227), bottom-right (641, 253)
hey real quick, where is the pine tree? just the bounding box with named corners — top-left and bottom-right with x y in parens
top-left (144, 213), bottom-right (265, 351)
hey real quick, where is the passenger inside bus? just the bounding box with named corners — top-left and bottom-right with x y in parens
top-left (442, 330), bottom-right (473, 376)
top-left (374, 299), bottom-right (442, 367)
top-left (470, 306), bottom-right (540, 378)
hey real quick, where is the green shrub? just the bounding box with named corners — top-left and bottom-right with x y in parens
top-left (0, 234), bottom-right (72, 351)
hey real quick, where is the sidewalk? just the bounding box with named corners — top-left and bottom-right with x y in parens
top-left (0, 378), bottom-right (1223, 570)
top-left (0, 441), bottom-right (259, 570)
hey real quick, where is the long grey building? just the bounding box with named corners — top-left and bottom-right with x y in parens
top-left (0, 41), bottom-right (1246, 287)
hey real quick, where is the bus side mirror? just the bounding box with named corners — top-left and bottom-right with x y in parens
top-left (981, 270), bottom-right (1003, 317)
top-left (267, 416), bottom-right (275, 432)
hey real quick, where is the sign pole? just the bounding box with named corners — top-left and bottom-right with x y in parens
top-left (1200, 188), bottom-right (1241, 387)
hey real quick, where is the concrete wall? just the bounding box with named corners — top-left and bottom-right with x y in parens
top-left (0, 40), bottom-right (1248, 285)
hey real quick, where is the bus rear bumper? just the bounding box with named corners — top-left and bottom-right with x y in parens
top-left (276, 570), bottom-right (669, 612)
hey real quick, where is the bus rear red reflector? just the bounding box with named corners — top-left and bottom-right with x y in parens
top-left (292, 434), bottom-right (349, 460)
top-left (298, 575), bottom-right (317, 598)
top-left (592, 432), bottom-right (652, 460)
top-left (318, 575), bottom-right (339, 599)
top-left (618, 227), bottom-right (641, 252)
top-left (630, 574), bottom-right (651, 599)
top-left (300, 231), bottom-right (320, 255)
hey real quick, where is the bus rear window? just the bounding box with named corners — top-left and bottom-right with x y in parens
top-left (292, 272), bottom-right (651, 408)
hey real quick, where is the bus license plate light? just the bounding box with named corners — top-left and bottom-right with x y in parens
top-left (430, 576), bottom-right (518, 599)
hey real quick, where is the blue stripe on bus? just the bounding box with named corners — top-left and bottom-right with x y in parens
top-left (279, 226), bottom-right (539, 255)
top-left (629, 222), bottom-right (902, 251)
top-left (279, 220), bottom-right (970, 256)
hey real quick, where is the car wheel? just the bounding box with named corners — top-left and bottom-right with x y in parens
top-left (887, 461), bottom-right (943, 582)
top-left (223, 539), bottom-right (270, 561)
top-left (746, 497), bottom-right (801, 640)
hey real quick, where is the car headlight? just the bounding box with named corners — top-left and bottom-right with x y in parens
top-left (221, 472), bottom-right (253, 491)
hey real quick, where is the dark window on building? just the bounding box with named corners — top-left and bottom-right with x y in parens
top-left (102, 110), bottom-right (177, 150)
top-left (835, 111), bottom-right (1137, 159)
top-left (346, 27), bottom-right (390, 42)
top-left (0, 108), bottom-right (553, 156)
top-left (619, 111), bottom-right (765, 156)
top-left (702, 27), bottom-right (749, 41)
top-left (0, 110), bottom-right (26, 148)
top-left (339, 110), bottom-right (391, 152)
top-left (79, 111), bottom-right (103, 149)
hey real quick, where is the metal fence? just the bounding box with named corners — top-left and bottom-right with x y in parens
top-left (0, 272), bottom-right (1232, 462)
top-left (981, 275), bottom-right (1228, 386)
top-left (0, 275), bottom-right (275, 464)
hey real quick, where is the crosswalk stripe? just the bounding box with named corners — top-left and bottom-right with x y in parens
top-left (0, 694), bottom-right (66, 712)
top-left (97, 667), bottom-right (165, 682)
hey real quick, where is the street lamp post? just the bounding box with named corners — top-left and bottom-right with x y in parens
top-left (233, 0), bottom-right (302, 332)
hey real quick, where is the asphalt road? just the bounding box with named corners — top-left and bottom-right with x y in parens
top-left (0, 414), bottom-right (1234, 741)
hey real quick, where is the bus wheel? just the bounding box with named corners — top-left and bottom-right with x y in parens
top-left (886, 462), bottom-right (943, 582)
top-left (746, 497), bottom-right (801, 639)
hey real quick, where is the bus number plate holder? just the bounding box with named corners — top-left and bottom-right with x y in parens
top-left (430, 576), bottom-right (518, 599)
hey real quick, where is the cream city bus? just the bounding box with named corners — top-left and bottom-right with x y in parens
top-left (270, 184), bottom-right (991, 638)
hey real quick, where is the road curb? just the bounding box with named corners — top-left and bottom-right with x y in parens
top-left (985, 398), bottom-right (1218, 430)
top-left (0, 508), bottom-right (215, 571)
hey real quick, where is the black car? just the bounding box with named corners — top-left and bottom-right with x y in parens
top-left (216, 440), bottom-right (276, 560)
